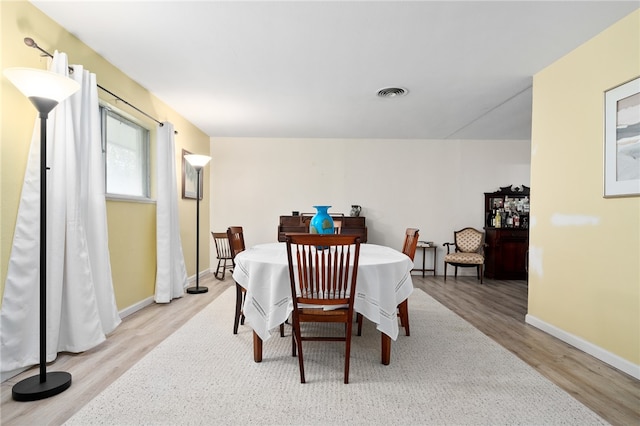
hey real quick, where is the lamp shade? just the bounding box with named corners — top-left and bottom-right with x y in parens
top-left (184, 154), bottom-right (211, 171)
top-left (4, 67), bottom-right (80, 102)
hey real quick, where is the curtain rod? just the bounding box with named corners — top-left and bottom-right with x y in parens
top-left (24, 37), bottom-right (177, 133)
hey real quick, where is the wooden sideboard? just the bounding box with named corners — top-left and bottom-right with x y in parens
top-left (278, 215), bottom-right (367, 242)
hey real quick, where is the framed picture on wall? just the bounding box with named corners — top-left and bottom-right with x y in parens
top-left (604, 76), bottom-right (640, 198)
top-left (182, 149), bottom-right (203, 199)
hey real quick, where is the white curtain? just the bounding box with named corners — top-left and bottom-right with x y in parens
top-left (1, 52), bottom-right (121, 374)
top-left (154, 122), bottom-right (188, 303)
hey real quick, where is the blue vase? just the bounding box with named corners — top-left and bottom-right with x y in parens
top-left (310, 205), bottom-right (334, 234)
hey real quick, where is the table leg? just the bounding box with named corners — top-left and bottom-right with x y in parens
top-left (432, 247), bottom-right (437, 276)
top-left (253, 331), bottom-right (263, 363)
top-left (421, 247), bottom-right (426, 278)
top-left (381, 333), bottom-right (391, 365)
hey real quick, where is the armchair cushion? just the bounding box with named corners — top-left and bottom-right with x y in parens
top-left (444, 252), bottom-right (484, 265)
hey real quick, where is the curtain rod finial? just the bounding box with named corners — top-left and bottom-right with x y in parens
top-left (24, 37), bottom-right (36, 48)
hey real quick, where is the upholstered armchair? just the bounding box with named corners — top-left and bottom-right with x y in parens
top-left (443, 227), bottom-right (486, 284)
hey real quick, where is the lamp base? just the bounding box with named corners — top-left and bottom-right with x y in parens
top-left (12, 371), bottom-right (72, 401)
top-left (186, 286), bottom-right (209, 294)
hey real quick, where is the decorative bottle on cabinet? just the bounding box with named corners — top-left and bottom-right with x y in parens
top-left (487, 209), bottom-right (495, 227)
top-left (310, 205), bottom-right (334, 234)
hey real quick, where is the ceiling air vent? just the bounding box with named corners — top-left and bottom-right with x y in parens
top-left (376, 87), bottom-right (408, 98)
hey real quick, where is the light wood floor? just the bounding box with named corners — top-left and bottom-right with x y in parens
top-left (1, 274), bottom-right (639, 425)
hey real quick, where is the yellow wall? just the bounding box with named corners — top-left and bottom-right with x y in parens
top-left (529, 10), bottom-right (640, 366)
top-left (1, 1), bottom-right (211, 310)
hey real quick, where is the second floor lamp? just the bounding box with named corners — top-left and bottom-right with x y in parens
top-left (184, 154), bottom-right (211, 294)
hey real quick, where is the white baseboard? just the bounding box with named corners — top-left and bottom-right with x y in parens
top-left (185, 269), bottom-right (213, 288)
top-left (119, 295), bottom-right (155, 319)
top-left (525, 314), bottom-right (640, 380)
top-left (120, 269), bottom-right (212, 315)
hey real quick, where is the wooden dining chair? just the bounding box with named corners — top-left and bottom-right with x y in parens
top-left (397, 228), bottom-right (419, 336)
top-left (228, 226), bottom-right (285, 337)
top-left (357, 227), bottom-right (419, 336)
top-left (285, 233), bottom-right (361, 384)
top-left (211, 232), bottom-right (233, 280)
top-left (227, 227), bottom-right (247, 334)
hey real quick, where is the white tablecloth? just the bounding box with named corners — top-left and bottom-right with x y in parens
top-left (232, 242), bottom-right (414, 341)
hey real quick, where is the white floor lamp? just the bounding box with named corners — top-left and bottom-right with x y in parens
top-left (184, 154), bottom-right (211, 294)
top-left (4, 67), bottom-right (80, 401)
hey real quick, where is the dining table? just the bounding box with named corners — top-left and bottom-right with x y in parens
top-left (232, 241), bottom-right (414, 365)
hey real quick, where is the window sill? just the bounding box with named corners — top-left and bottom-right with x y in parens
top-left (106, 194), bottom-right (156, 204)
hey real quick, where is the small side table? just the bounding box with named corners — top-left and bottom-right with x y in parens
top-left (412, 243), bottom-right (437, 277)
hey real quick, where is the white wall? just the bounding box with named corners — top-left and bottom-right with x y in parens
top-left (210, 137), bottom-right (530, 275)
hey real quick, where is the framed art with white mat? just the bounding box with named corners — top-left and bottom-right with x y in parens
top-left (604, 76), bottom-right (640, 198)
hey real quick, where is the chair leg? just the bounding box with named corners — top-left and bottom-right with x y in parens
top-left (398, 299), bottom-right (410, 336)
top-left (240, 287), bottom-right (246, 325)
top-left (233, 283), bottom-right (243, 334)
top-left (291, 330), bottom-right (296, 356)
top-left (344, 321), bottom-right (353, 384)
top-left (444, 263), bottom-right (448, 281)
top-left (356, 313), bottom-right (363, 336)
top-left (454, 266), bottom-right (458, 279)
top-left (291, 321), bottom-right (306, 383)
top-left (214, 259), bottom-right (223, 280)
top-left (479, 265), bottom-right (484, 284)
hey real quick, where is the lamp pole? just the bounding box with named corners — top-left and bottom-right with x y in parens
top-left (184, 154), bottom-right (211, 294)
top-left (4, 68), bottom-right (80, 401)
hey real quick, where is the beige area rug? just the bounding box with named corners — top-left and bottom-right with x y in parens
top-left (65, 288), bottom-right (606, 425)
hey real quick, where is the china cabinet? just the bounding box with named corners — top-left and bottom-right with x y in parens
top-left (484, 185), bottom-right (529, 280)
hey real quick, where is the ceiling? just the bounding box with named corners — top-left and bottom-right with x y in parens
top-left (31, 1), bottom-right (638, 140)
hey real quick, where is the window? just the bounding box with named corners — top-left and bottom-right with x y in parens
top-left (100, 106), bottom-right (150, 199)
